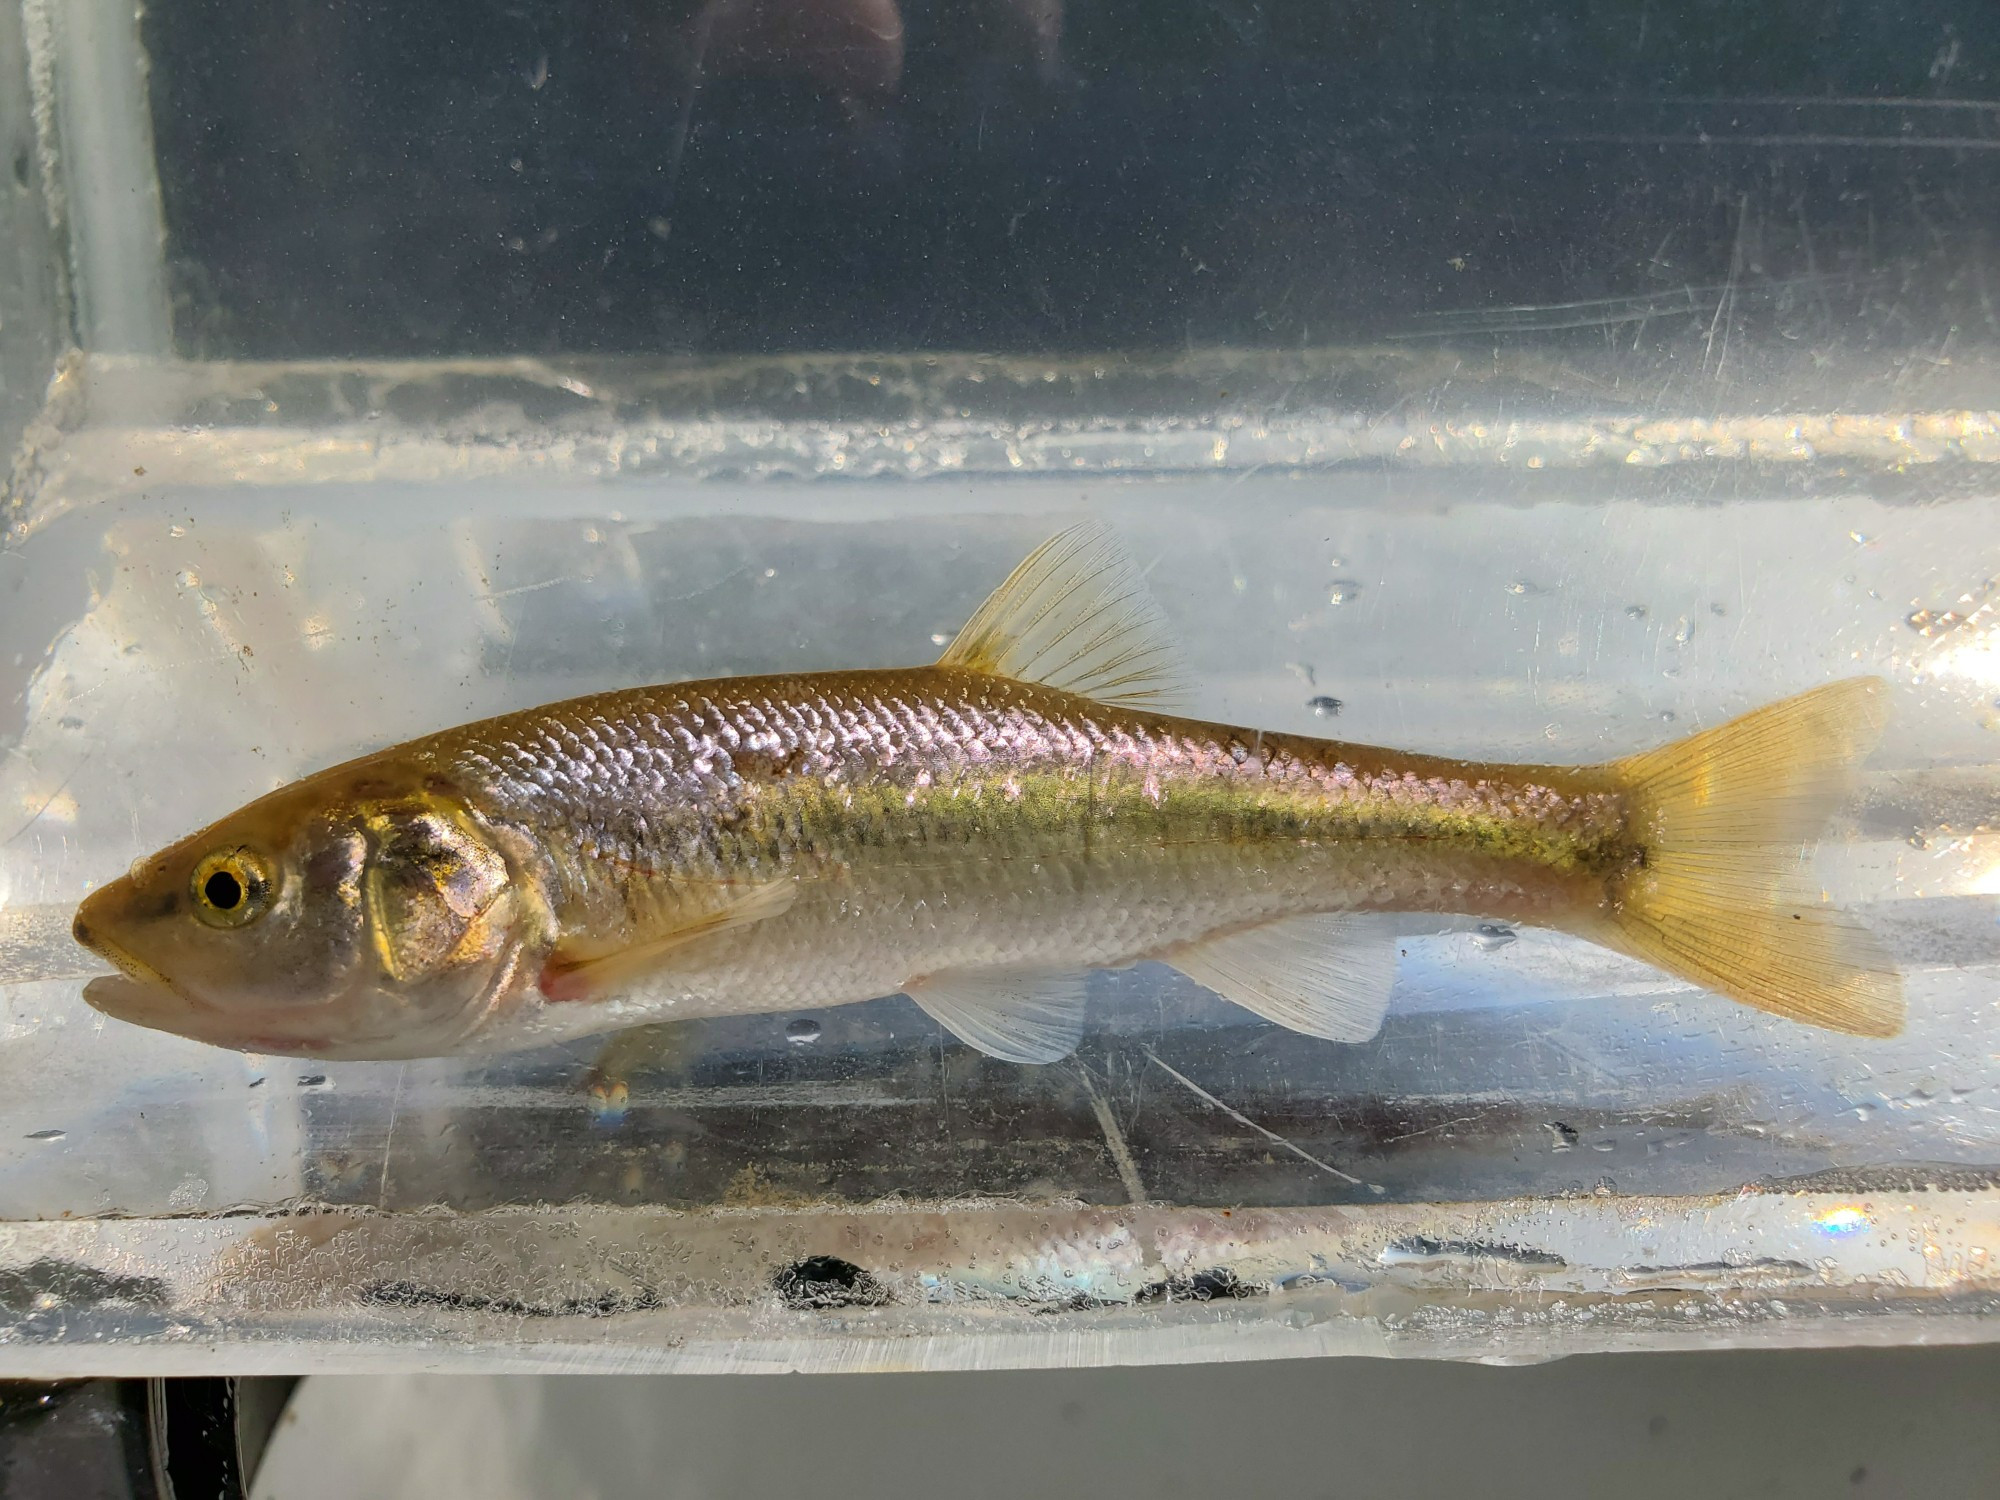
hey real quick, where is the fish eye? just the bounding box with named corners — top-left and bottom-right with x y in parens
top-left (191, 848), bottom-right (274, 928)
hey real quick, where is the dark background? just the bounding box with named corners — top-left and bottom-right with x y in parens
top-left (143, 0), bottom-right (2000, 359)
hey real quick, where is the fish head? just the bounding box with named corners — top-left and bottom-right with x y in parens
top-left (73, 771), bottom-right (539, 1058)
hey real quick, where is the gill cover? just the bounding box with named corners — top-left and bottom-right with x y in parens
top-left (362, 802), bottom-right (510, 984)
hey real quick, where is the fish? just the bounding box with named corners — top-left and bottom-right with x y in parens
top-left (71, 524), bottom-right (1904, 1061)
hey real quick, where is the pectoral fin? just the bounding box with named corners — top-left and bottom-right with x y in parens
top-left (906, 968), bottom-right (1089, 1064)
top-left (1164, 912), bottom-right (1399, 1042)
top-left (539, 879), bottom-right (798, 1002)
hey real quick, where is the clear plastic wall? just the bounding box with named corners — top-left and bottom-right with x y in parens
top-left (2, 2), bottom-right (1997, 1371)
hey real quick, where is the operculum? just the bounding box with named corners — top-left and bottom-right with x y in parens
top-left (361, 800), bottom-right (511, 984)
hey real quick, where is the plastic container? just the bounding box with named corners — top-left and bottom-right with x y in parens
top-left (2, 1), bottom-right (1997, 1372)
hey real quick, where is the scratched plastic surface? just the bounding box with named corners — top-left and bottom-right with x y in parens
top-left (4, 460), bottom-right (1997, 1208)
top-left (3, 1), bottom-right (2000, 1372)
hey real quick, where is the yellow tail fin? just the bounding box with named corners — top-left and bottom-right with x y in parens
top-left (1603, 677), bottom-right (1904, 1038)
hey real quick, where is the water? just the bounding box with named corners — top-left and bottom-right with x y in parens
top-left (3, 0), bottom-right (1999, 1373)
top-left (5, 399), bottom-right (1996, 1227)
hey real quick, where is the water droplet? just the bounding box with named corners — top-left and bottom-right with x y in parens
top-left (785, 1018), bottom-right (823, 1045)
top-left (1624, 604), bottom-right (1648, 619)
top-left (930, 632), bottom-right (949, 646)
top-left (25, 1128), bottom-right (64, 1141)
top-left (1328, 580), bottom-right (1362, 605)
top-left (1307, 696), bottom-right (1343, 718)
top-left (1849, 531), bottom-right (1869, 545)
top-left (168, 524), bottom-right (186, 538)
top-left (175, 568), bottom-right (200, 590)
top-left (1671, 616), bottom-right (1694, 645)
top-left (1545, 1122), bottom-right (1578, 1151)
top-left (1658, 709), bottom-right (1677, 723)
top-left (296, 1074), bottom-right (330, 1089)
top-left (1709, 602), bottom-right (1727, 617)
top-left (1505, 580), bottom-right (1538, 596)
top-left (1473, 923), bottom-right (1517, 951)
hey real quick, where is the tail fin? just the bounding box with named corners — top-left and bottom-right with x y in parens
top-left (1602, 677), bottom-right (1904, 1038)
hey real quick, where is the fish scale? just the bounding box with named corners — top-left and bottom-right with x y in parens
top-left (399, 666), bottom-right (1630, 1038)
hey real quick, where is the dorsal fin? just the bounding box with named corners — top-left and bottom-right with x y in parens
top-left (937, 523), bottom-right (1188, 711)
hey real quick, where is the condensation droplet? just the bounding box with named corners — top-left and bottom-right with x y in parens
top-left (785, 1018), bottom-right (823, 1045)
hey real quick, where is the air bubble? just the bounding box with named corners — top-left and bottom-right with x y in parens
top-left (785, 1018), bottom-right (823, 1045)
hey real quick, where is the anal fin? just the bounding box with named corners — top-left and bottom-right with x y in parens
top-left (906, 968), bottom-right (1088, 1064)
top-left (1164, 912), bottom-right (1398, 1043)
top-left (540, 879), bottom-right (797, 1003)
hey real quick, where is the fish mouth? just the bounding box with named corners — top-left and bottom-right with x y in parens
top-left (72, 908), bottom-right (211, 1025)
top-left (81, 971), bottom-right (194, 1026)
top-left (73, 918), bottom-right (173, 991)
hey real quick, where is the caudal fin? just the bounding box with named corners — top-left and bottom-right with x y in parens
top-left (1603, 677), bottom-right (1904, 1038)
